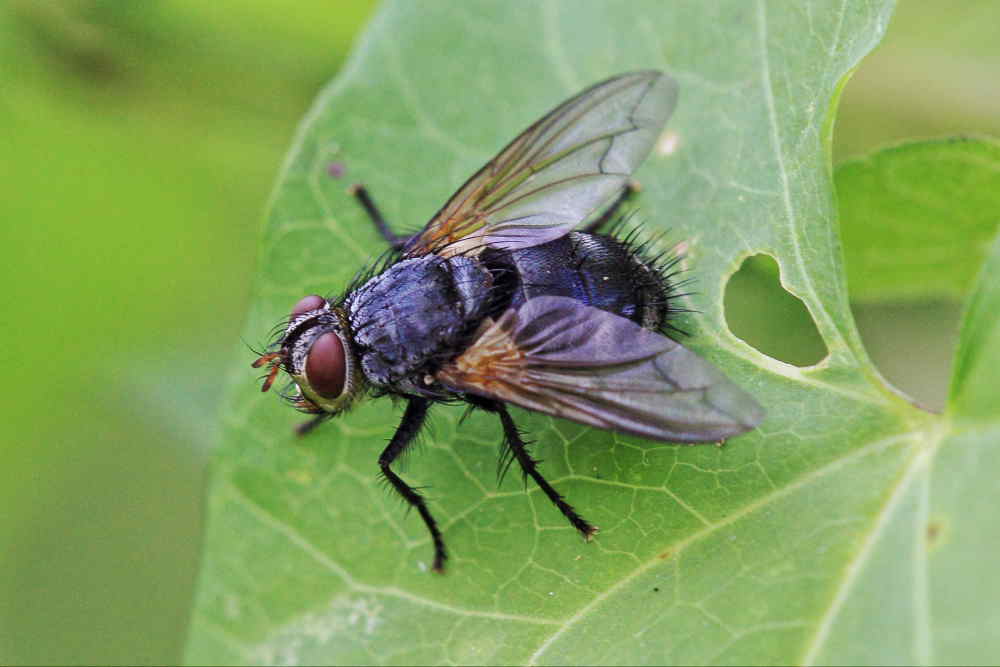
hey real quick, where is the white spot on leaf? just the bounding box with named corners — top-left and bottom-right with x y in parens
top-left (656, 129), bottom-right (680, 156)
top-left (252, 595), bottom-right (384, 666)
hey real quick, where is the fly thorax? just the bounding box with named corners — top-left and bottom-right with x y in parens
top-left (345, 256), bottom-right (493, 391)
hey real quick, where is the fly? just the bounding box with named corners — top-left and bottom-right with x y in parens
top-left (253, 70), bottom-right (765, 572)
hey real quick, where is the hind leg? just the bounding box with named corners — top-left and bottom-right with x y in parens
top-left (581, 180), bottom-right (640, 234)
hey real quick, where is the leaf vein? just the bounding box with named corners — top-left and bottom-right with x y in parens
top-left (223, 480), bottom-right (562, 628)
top-left (799, 442), bottom-right (933, 665)
top-left (527, 430), bottom-right (915, 665)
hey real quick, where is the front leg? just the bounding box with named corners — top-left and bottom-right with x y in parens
top-left (295, 413), bottom-right (329, 436)
top-left (378, 398), bottom-right (448, 571)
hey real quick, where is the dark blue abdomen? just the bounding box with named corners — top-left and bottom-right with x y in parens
top-left (482, 232), bottom-right (668, 330)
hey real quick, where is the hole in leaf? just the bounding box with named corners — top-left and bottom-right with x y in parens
top-left (724, 254), bottom-right (828, 366)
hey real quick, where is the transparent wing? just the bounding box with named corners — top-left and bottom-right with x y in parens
top-left (436, 296), bottom-right (765, 443)
top-left (404, 70), bottom-right (678, 258)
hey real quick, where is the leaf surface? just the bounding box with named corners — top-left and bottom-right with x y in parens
top-left (836, 137), bottom-right (1000, 301)
top-left (187, 1), bottom-right (999, 664)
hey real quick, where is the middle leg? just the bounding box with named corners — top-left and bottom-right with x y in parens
top-left (378, 398), bottom-right (449, 571)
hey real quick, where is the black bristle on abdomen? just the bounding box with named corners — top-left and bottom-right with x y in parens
top-left (593, 220), bottom-right (692, 337)
top-left (478, 226), bottom-right (688, 336)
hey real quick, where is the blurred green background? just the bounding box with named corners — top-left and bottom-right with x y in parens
top-left (1, 1), bottom-right (997, 664)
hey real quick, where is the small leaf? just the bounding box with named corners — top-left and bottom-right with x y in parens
top-left (836, 137), bottom-right (1000, 301)
top-left (949, 233), bottom-right (1000, 419)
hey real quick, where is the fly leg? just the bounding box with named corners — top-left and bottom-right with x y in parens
top-left (295, 413), bottom-right (329, 436)
top-left (378, 398), bottom-right (448, 571)
top-left (581, 180), bottom-right (640, 233)
top-left (485, 400), bottom-right (598, 540)
top-left (348, 184), bottom-right (409, 251)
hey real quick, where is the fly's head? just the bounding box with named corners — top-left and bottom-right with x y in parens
top-left (253, 294), bottom-right (365, 416)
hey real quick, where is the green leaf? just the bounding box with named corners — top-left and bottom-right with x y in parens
top-left (187, 1), bottom-right (997, 664)
top-left (836, 137), bottom-right (1000, 301)
top-left (803, 231), bottom-right (1000, 666)
top-left (950, 234), bottom-right (1000, 420)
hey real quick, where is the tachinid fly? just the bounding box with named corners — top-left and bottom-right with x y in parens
top-left (253, 71), bottom-right (765, 572)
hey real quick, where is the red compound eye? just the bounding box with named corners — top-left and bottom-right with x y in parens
top-left (291, 294), bottom-right (326, 317)
top-left (305, 332), bottom-right (346, 398)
